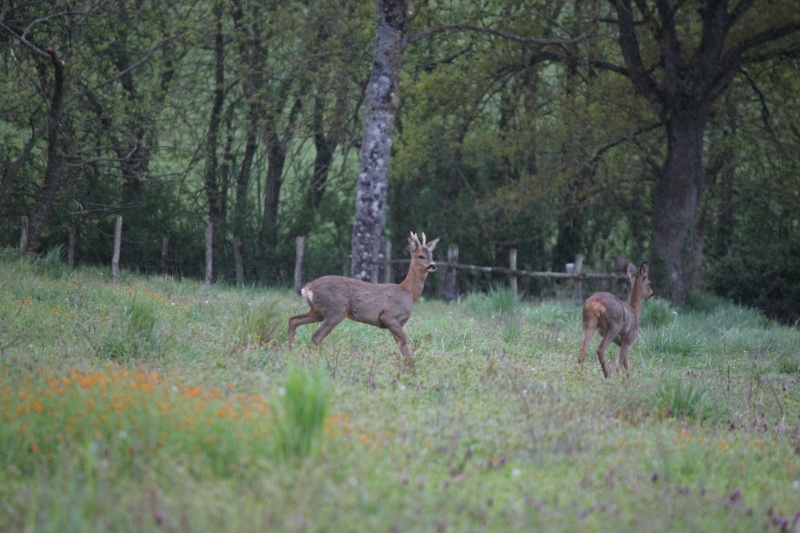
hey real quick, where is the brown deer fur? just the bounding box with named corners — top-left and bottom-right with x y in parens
top-left (579, 261), bottom-right (654, 378)
top-left (288, 232), bottom-right (439, 361)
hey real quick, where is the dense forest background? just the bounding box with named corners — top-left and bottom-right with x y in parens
top-left (1, 0), bottom-right (799, 323)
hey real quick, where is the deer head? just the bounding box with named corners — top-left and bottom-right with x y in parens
top-left (408, 232), bottom-right (439, 272)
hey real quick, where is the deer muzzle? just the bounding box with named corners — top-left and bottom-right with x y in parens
top-left (427, 262), bottom-right (437, 272)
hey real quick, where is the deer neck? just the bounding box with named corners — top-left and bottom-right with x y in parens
top-left (400, 265), bottom-right (428, 302)
top-left (629, 283), bottom-right (645, 319)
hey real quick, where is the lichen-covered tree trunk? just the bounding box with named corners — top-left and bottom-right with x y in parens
top-left (351, 0), bottom-right (407, 281)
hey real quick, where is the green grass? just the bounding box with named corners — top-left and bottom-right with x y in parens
top-left (1, 252), bottom-right (799, 532)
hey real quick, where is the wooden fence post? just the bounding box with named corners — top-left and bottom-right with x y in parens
top-left (444, 244), bottom-right (459, 301)
top-left (112, 215), bottom-right (122, 283)
top-left (205, 222), bottom-right (213, 287)
top-left (509, 248), bottom-right (518, 296)
top-left (19, 216), bottom-right (28, 252)
top-left (233, 236), bottom-right (244, 286)
top-left (294, 236), bottom-right (305, 294)
top-left (572, 253), bottom-right (584, 303)
top-left (67, 229), bottom-right (76, 269)
top-left (384, 240), bottom-right (392, 283)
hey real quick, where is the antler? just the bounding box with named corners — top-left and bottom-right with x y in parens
top-left (410, 231), bottom-right (431, 247)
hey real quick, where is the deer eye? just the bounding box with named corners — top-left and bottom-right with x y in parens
top-left (418, 255), bottom-right (425, 260)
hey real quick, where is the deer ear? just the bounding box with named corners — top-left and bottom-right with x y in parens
top-left (626, 262), bottom-right (637, 281)
top-left (639, 262), bottom-right (649, 277)
top-left (426, 237), bottom-right (440, 252)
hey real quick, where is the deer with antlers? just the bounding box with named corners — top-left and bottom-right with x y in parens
top-left (288, 232), bottom-right (440, 362)
top-left (579, 261), bottom-right (654, 378)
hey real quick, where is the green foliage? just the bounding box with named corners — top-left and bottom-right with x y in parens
top-left (36, 245), bottom-right (68, 277)
top-left (464, 284), bottom-right (523, 317)
top-left (685, 291), bottom-right (730, 314)
top-left (775, 354), bottom-right (799, 375)
top-left (272, 365), bottom-right (329, 463)
top-left (652, 379), bottom-right (719, 422)
top-left (524, 300), bottom-right (581, 329)
top-left (640, 297), bottom-right (676, 328)
top-left (98, 297), bottom-right (162, 359)
top-left (640, 324), bottom-right (703, 359)
top-left (229, 298), bottom-right (284, 350)
top-left (707, 240), bottom-right (800, 325)
top-left (2, 256), bottom-right (800, 531)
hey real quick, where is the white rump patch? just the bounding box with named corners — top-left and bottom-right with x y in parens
top-left (302, 288), bottom-right (314, 304)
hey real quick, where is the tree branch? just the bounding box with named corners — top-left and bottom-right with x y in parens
top-left (724, 21), bottom-right (800, 66)
top-left (611, 0), bottom-right (661, 101)
top-left (409, 23), bottom-right (585, 47)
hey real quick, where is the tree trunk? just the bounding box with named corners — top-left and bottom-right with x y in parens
top-left (27, 47), bottom-right (66, 254)
top-left (204, 2), bottom-right (228, 269)
top-left (310, 96), bottom-right (336, 213)
top-left (351, 0), bottom-right (407, 281)
top-left (605, 0), bottom-right (800, 304)
top-left (649, 110), bottom-right (707, 304)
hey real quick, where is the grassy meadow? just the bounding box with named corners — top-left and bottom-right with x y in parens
top-left (1, 250), bottom-right (799, 532)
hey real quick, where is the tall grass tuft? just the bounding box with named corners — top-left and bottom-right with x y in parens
top-left (524, 300), bottom-right (579, 329)
top-left (272, 365), bottom-right (329, 463)
top-left (99, 297), bottom-right (160, 358)
top-left (38, 245), bottom-right (68, 277)
top-left (640, 324), bottom-right (703, 358)
top-left (500, 312), bottom-right (523, 344)
top-left (230, 299), bottom-right (284, 349)
top-left (464, 284), bottom-right (523, 317)
top-left (775, 354), bottom-right (800, 374)
top-left (652, 379), bottom-right (721, 422)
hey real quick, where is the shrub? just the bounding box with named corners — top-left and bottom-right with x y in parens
top-left (707, 240), bottom-right (800, 325)
top-left (640, 297), bottom-right (675, 329)
top-left (639, 324), bottom-right (703, 358)
top-left (685, 291), bottom-right (729, 314)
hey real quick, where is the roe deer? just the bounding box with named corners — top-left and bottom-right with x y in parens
top-left (579, 261), bottom-right (654, 378)
top-left (288, 232), bottom-right (439, 361)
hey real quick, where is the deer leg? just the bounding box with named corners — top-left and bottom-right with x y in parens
top-left (310, 311), bottom-right (346, 347)
top-left (579, 320), bottom-right (597, 371)
top-left (618, 339), bottom-right (634, 376)
top-left (288, 311), bottom-right (323, 348)
top-left (595, 331), bottom-right (619, 379)
top-left (383, 319), bottom-right (411, 360)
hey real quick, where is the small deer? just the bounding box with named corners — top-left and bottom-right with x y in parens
top-left (288, 232), bottom-right (440, 361)
top-left (579, 261), bottom-right (654, 378)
